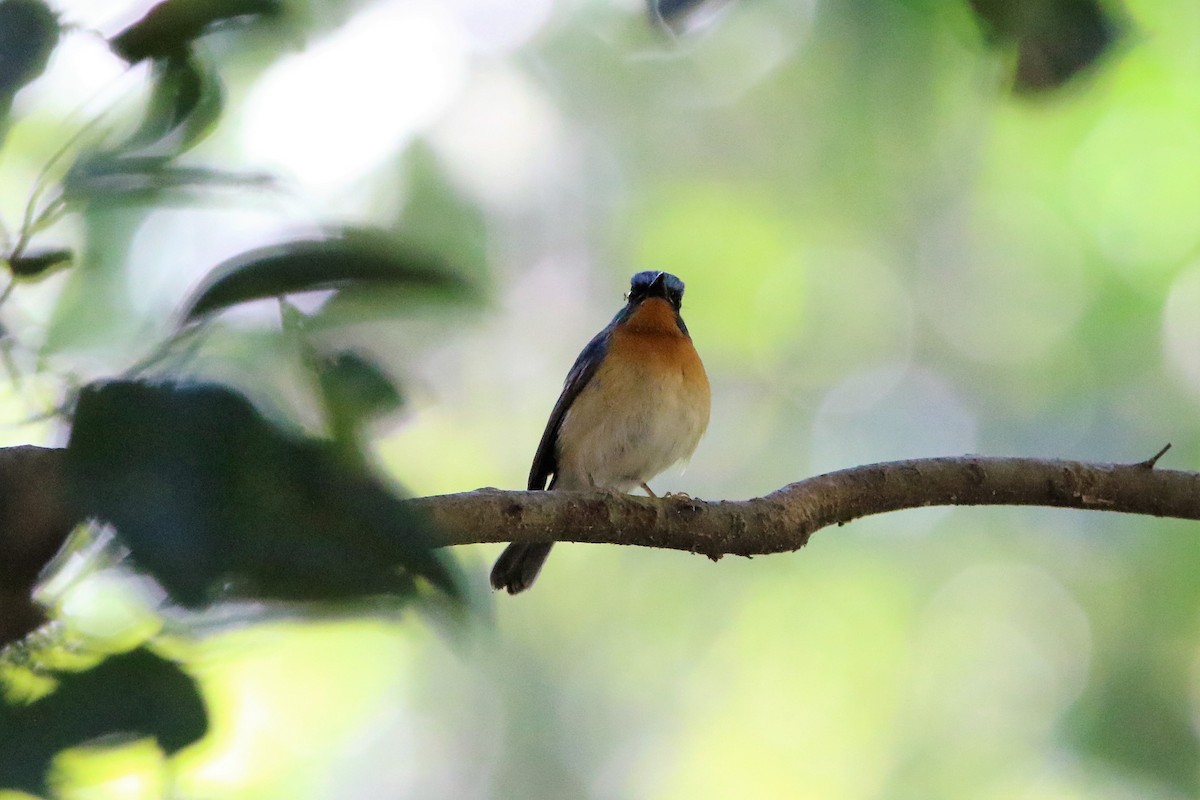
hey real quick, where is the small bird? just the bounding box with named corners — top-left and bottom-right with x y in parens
top-left (491, 270), bottom-right (710, 594)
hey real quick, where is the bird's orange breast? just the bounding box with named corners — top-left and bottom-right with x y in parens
top-left (607, 298), bottom-right (708, 395)
top-left (621, 297), bottom-right (686, 336)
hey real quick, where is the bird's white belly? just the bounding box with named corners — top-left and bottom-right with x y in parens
top-left (555, 358), bottom-right (708, 491)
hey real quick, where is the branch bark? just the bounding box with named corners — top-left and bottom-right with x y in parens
top-left (0, 446), bottom-right (71, 644)
top-left (415, 453), bottom-right (1200, 558)
top-left (2, 448), bottom-right (1199, 645)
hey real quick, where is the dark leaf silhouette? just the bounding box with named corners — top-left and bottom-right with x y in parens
top-left (0, 647), bottom-right (207, 794)
top-left (180, 228), bottom-right (469, 323)
top-left (648, 0), bottom-right (733, 35)
top-left (6, 247), bottom-right (71, 279)
top-left (65, 380), bottom-right (460, 607)
top-left (111, 0), bottom-right (281, 63)
top-left (968, 0), bottom-right (1122, 92)
top-left (0, 0), bottom-right (58, 136)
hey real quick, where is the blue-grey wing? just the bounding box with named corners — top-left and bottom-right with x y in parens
top-left (527, 326), bottom-right (612, 490)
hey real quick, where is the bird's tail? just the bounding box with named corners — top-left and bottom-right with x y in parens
top-left (490, 542), bottom-right (553, 594)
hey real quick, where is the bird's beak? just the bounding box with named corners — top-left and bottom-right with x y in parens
top-left (646, 271), bottom-right (668, 297)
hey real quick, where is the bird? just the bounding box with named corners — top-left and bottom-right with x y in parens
top-left (491, 270), bottom-right (710, 594)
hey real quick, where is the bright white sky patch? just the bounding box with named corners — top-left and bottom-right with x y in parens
top-left (11, 23), bottom-right (134, 119)
top-left (429, 65), bottom-right (565, 208)
top-left (446, 0), bottom-right (556, 54)
top-left (241, 0), bottom-right (469, 194)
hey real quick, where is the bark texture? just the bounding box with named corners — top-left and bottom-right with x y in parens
top-left (2, 447), bottom-right (1196, 644)
top-left (0, 446), bottom-right (71, 644)
top-left (415, 452), bottom-right (1197, 556)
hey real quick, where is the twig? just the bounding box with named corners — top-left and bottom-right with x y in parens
top-left (1135, 443), bottom-right (1172, 470)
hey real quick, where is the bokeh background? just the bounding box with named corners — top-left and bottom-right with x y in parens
top-left (5, 0), bottom-right (1200, 797)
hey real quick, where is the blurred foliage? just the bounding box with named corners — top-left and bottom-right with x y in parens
top-left (0, 0), bottom-right (1196, 797)
top-left (110, 0), bottom-right (282, 63)
top-left (0, 0), bottom-right (470, 793)
top-left (0, 647), bottom-right (205, 796)
top-left (122, 53), bottom-right (224, 154)
top-left (968, 0), bottom-right (1123, 91)
top-left (65, 380), bottom-right (459, 607)
top-left (5, 247), bottom-right (71, 280)
top-left (179, 226), bottom-right (469, 322)
top-left (312, 348), bottom-right (406, 444)
top-left (0, 0), bottom-right (58, 140)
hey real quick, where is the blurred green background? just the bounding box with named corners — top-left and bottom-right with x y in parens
top-left (5, 0), bottom-right (1200, 796)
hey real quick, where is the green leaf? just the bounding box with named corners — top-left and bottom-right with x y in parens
top-left (397, 145), bottom-right (489, 286)
top-left (0, 647), bottom-right (207, 794)
top-left (62, 153), bottom-right (272, 206)
top-left (179, 228), bottom-right (471, 323)
top-left (126, 51), bottom-right (224, 154)
top-left (110, 0), bottom-right (282, 63)
top-left (0, 0), bottom-right (59, 136)
top-left (42, 206), bottom-right (146, 355)
top-left (316, 350), bottom-right (405, 444)
top-left (64, 380), bottom-right (461, 607)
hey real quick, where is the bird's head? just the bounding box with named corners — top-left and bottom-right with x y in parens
top-left (627, 270), bottom-right (685, 311)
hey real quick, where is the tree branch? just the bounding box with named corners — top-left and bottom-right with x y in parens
top-left (416, 453), bottom-right (1200, 558)
top-left (3, 449), bottom-right (1199, 646)
top-left (0, 446), bottom-right (71, 644)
